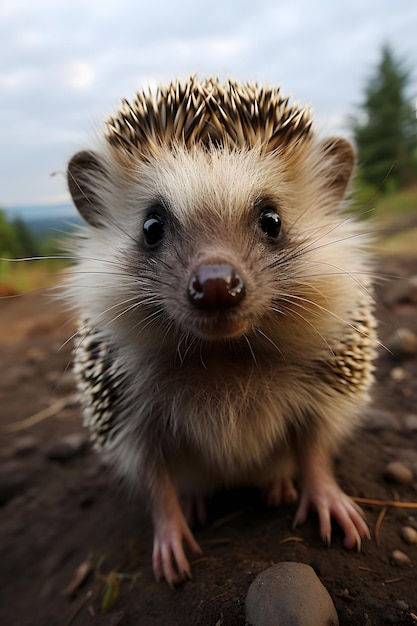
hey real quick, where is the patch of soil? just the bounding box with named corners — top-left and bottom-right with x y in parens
top-left (1, 256), bottom-right (417, 626)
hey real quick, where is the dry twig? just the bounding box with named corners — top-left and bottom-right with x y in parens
top-left (351, 496), bottom-right (417, 509)
top-left (0, 397), bottom-right (69, 433)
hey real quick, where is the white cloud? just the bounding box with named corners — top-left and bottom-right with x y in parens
top-left (66, 60), bottom-right (95, 90)
top-left (0, 68), bottom-right (30, 90)
top-left (17, 26), bottom-right (43, 47)
top-left (1, 0), bottom-right (417, 207)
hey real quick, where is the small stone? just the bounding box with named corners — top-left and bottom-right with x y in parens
top-left (384, 461), bottom-right (414, 485)
top-left (390, 367), bottom-right (408, 382)
top-left (245, 562), bottom-right (339, 626)
top-left (403, 415), bottom-right (417, 432)
top-left (0, 462), bottom-right (28, 503)
top-left (400, 526), bottom-right (417, 545)
top-left (44, 433), bottom-right (89, 462)
top-left (391, 550), bottom-right (412, 568)
top-left (386, 328), bottom-right (417, 359)
top-left (393, 454), bottom-right (417, 480)
top-left (363, 408), bottom-right (399, 431)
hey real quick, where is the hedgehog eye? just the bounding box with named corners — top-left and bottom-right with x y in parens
top-left (143, 214), bottom-right (165, 248)
top-left (259, 207), bottom-right (282, 240)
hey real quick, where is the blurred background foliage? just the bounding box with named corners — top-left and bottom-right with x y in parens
top-left (350, 44), bottom-right (417, 197)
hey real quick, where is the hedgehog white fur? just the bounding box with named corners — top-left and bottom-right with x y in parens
top-left (66, 77), bottom-right (376, 585)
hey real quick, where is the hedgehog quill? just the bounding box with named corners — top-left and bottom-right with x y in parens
top-left (66, 77), bottom-right (376, 586)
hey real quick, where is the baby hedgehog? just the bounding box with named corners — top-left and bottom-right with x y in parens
top-left (66, 77), bottom-right (376, 586)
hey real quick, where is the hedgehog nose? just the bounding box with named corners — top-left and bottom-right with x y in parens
top-left (187, 263), bottom-right (246, 310)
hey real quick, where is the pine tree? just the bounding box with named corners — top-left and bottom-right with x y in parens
top-left (12, 216), bottom-right (41, 258)
top-left (352, 45), bottom-right (417, 191)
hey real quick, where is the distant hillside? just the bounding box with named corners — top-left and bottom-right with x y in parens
top-left (25, 215), bottom-right (83, 240)
top-left (4, 204), bottom-right (84, 241)
top-left (5, 203), bottom-right (76, 221)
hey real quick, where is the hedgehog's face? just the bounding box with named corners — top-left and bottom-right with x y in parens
top-left (67, 138), bottom-right (356, 352)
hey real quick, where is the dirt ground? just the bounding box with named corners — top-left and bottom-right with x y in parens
top-left (1, 253), bottom-right (417, 626)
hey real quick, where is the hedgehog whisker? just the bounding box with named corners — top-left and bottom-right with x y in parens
top-left (198, 340), bottom-right (207, 370)
top-left (290, 210), bottom-right (367, 258)
top-left (270, 301), bottom-right (335, 356)
top-left (295, 217), bottom-right (412, 262)
top-left (60, 317), bottom-right (96, 353)
top-left (242, 334), bottom-right (258, 367)
top-left (254, 327), bottom-right (286, 362)
top-left (69, 291), bottom-right (161, 353)
top-left (267, 215), bottom-right (370, 270)
top-left (132, 311), bottom-right (166, 342)
top-left (67, 255), bottom-right (129, 269)
top-left (242, 220), bottom-right (260, 264)
top-left (170, 246), bottom-right (184, 267)
top-left (0, 255), bottom-right (78, 263)
top-left (176, 330), bottom-right (197, 365)
top-left (294, 260), bottom-right (404, 298)
top-left (157, 318), bottom-right (184, 360)
top-left (280, 292), bottom-right (379, 347)
top-left (65, 270), bottom-right (136, 280)
top-left (294, 257), bottom-right (392, 334)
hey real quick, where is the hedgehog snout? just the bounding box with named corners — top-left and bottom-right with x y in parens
top-left (187, 263), bottom-right (246, 310)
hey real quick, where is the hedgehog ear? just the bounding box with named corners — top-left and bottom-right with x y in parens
top-left (319, 137), bottom-right (355, 201)
top-left (67, 150), bottom-right (108, 228)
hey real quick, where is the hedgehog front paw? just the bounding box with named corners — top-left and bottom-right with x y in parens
top-left (152, 492), bottom-right (202, 586)
top-left (293, 477), bottom-right (369, 550)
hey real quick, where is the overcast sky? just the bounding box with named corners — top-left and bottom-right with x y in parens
top-left (1, 0), bottom-right (417, 214)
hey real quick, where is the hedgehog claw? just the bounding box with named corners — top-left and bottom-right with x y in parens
top-left (152, 482), bottom-right (202, 586)
top-left (296, 446), bottom-right (369, 551)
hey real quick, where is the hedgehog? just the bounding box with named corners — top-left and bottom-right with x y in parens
top-left (66, 76), bottom-right (377, 586)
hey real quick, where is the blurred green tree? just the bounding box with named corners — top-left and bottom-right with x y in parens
top-left (0, 209), bottom-right (21, 258)
top-left (352, 44), bottom-right (417, 191)
top-left (12, 216), bottom-right (42, 258)
top-left (0, 209), bottom-right (44, 259)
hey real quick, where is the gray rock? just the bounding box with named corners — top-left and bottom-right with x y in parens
top-left (246, 562), bottom-right (339, 626)
top-left (391, 550), bottom-right (412, 568)
top-left (363, 408), bottom-right (399, 431)
top-left (389, 366), bottom-right (408, 382)
top-left (400, 526), bottom-right (417, 545)
top-left (44, 433), bottom-right (89, 462)
top-left (386, 327), bottom-right (417, 359)
top-left (384, 461), bottom-right (414, 485)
